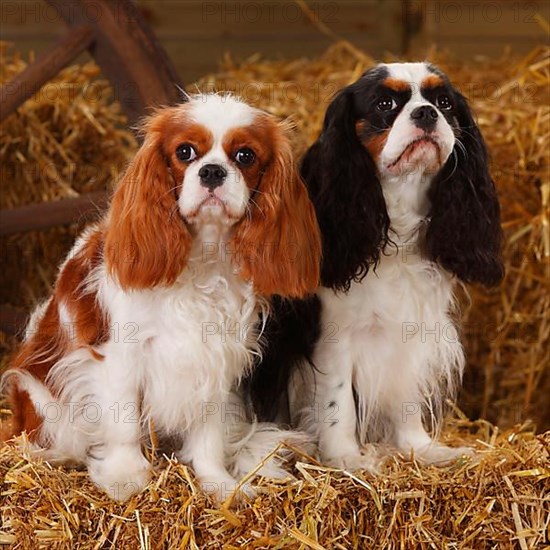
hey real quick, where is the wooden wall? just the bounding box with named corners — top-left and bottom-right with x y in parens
top-left (1, 1), bottom-right (548, 85)
top-left (138, 1), bottom-right (406, 80)
top-left (409, 0), bottom-right (550, 59)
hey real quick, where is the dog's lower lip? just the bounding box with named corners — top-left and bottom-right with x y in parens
top-left (187, 195), bottom-right (240, 220)
top-left (202, 195), bottom-right (223, 205)
top-left (388, 137), bottom-right (440, 169)
top-left (197, 195), bottom-right (226, 210)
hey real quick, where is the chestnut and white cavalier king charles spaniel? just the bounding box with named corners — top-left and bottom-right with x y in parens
top-left (1, 94), bottom-right (321, 502)
top-left (248, 63), bottom-right (503, 470)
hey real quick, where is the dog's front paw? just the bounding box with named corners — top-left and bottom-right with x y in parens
top-left (409, 443), bottom-right (475, 465)
top-left (323, 447), bottom-right (379, 473)
top-left (88, 444), bottom-right (152, 501)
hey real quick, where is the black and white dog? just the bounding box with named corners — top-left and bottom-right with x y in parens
top-left (249, 62), bottom-right (503, 470)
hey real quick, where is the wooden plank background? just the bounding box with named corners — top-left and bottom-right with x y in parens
top-left (1, 0), bottom-right (549, 85)
top-left (409, 0), bottom-right (550, 58)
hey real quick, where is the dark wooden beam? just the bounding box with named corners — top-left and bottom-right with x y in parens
top-left (45, 0), bottom-right (184, 126)
top-left (0, 24), bottom-right (94, 123)
top-left (0, 191), bottom-right (109, 236)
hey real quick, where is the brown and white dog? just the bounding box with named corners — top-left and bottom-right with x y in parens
top-left (2, 93), bottom-right (321, 502)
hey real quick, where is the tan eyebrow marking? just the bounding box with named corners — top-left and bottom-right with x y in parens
top-left (422, 74), bottom-right (444, 89)
top-left (383, 78), bottom-right (410, 92)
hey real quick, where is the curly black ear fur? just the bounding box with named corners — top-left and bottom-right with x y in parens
top-left (424, 92), bottom-right (504, 286)
top-left (301, 84), bottom-right (390, 292)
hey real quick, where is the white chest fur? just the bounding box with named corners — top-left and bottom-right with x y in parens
top-left (320, 244), bottom-right (456, 341)
top-left (97, 234), bottom-right (260, 436)
top-left (315, 239), bottom-right (464, 444)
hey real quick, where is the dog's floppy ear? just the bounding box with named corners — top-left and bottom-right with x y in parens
top-left (302, 86), bottom-right (389, 292)
top-left (232, 119), bottom-right (321, 298)
top-left (104, 110), bottom-right (192, 289)
top-left (424, 92), bottom-right (504, 286)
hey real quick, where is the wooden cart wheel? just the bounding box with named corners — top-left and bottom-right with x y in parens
top-left (0, 0), bottom-right (184, 334)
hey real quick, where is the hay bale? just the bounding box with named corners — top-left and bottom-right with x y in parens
top-left (0, 42), bottom-right (137, 312)
top-left (1, 421), bottom-right (548, 548)
top-left (0, 37), bottom-right (548, 548)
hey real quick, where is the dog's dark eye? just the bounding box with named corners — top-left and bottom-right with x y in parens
top-left (176, 144), bottom-right (197, 162)
top-left (234, 148), bottom-right (256, 166)
top-left (436, 95), bottom-right (453, 111)
top-left (376, 96), bottom-right (397, 112)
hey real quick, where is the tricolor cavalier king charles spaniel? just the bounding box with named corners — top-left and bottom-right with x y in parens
top-left (249, 62), bottom-right (503, 469)
top-left (1, 94), bottom-right (321, 502)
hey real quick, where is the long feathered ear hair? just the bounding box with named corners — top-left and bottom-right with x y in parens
top-left (424, 92), bottom-right (504, 286)
top-left (231, 119), bottom-right (321, 298)
top-left (104, 110), bottom-right (192, 289)
top-left (302, 84), bottom-right (390, 292)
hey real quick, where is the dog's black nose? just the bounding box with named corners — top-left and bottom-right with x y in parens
top-left (199, 164), bottom-right (227, 190)
top-left (410, 105), bottom-right (438, 131)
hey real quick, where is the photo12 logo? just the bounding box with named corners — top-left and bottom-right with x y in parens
top-left (1, 1), bottom-right (106, 24)
top-left (201, 2), bottom-right (338, 24)
top-left (201, 321), bottom-right (257, 344)
top-left (406, 2), bottom-right (540, 25)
